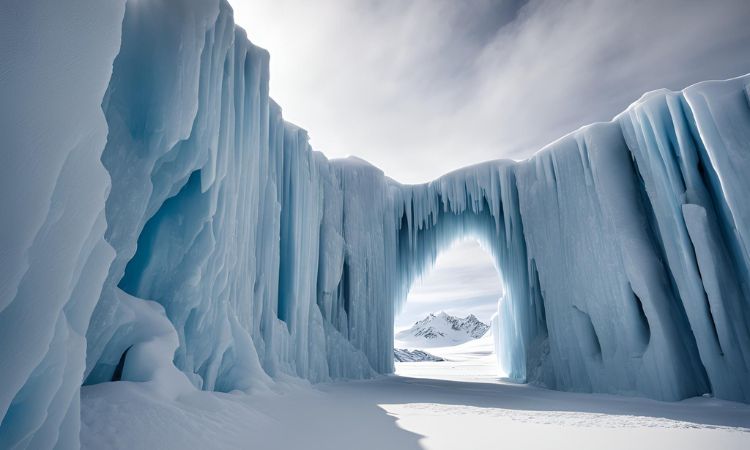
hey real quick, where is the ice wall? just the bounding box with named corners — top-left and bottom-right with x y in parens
top-left (0, 1), bottom-right (125, 447)
top-left (1, 0), bottom-right (750, 447)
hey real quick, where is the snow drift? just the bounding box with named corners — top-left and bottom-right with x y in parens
top-left (1, 0), bottom-right (750, 447)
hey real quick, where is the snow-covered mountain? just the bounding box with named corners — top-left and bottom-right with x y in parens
top-left (395, 312), bottom-right (489, 347)
top-left (393, 348), bottom-right (445, 362)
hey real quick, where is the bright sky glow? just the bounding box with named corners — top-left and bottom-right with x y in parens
top-left (395, 239), bottom-right (502, 329)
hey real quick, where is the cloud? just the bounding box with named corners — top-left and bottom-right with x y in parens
top-left (396, 240), bottom-right (503, 327)
top-left (229, 0), bottom-right (750, 327)
top-left (231, 0), bottom-right (750, 183)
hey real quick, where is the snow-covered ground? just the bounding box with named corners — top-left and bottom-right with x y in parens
top-left (395, 326), bottom-right (503, 382)
top-left (82, 329), bottom-right (750, 450)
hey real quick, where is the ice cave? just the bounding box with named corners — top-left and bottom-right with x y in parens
top-left (1, 0), bottom-right (750, 448)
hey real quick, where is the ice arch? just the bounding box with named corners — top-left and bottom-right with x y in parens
top-left (391, 162), bottom-right (543, 382)
top-left (2, 0), bottom-right (750, 447)
top-left (395, 239), bottom-right (504, 347)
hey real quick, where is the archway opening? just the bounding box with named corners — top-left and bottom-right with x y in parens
top-left (394, 238), bottom-right (508, 381)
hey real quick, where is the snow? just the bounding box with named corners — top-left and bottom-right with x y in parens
top-left (2, 0), bottom-right (750, 446)
top-left (393, 312), bottom-right (492, 363)
top-left (80, 342), bottom-right (750, 450)
top-left (396, 326), bottom-right (501, 381)
top-left (89, 306), bottom-right (748, 450)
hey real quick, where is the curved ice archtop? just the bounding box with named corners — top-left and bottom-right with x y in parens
top-left (1, 0), bottom-right (750, 447)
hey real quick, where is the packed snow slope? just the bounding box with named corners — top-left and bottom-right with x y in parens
top-left (2, 0), bottom-right (750, 447)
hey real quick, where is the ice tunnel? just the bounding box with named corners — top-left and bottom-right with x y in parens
top-left (2, 0), bottom-right (750, 447)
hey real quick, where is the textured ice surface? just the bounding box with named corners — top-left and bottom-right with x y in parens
top-left (0, 1), bottom-right (125, 448)
top-left (2, 0), bottom-right (750, 447)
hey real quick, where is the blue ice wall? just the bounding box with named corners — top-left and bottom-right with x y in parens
top-left (0, 1), bottom-right (125, 448)
top-left (2, 0), bottom-right (750, 447)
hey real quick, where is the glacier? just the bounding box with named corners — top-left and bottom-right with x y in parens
top-left (1, 0), bottom-right (750, 447)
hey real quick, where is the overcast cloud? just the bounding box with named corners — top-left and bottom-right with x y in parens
top-left (230, 0), bottom-right (750, 326)
top-left (394, 239), bottom-right (503, 329)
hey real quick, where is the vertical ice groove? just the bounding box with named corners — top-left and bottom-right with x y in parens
top-left (3, 1), bottom-right (750, 445)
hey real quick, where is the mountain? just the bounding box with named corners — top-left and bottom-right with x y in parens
top-left (393, 348), bottom-right (445, 362)
top-left (395, 312), bottom-right (490, 348)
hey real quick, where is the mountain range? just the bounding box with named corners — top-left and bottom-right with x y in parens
top-left (395, 312), bottom-right (490, 348)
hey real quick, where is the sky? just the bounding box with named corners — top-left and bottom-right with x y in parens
top-left (393, 239), bottom-right (503, 330)
top-left (230, 0), bottom-right (750, 327)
